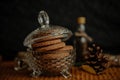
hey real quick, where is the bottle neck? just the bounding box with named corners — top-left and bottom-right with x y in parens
top-left (78, 24), bottom-right (87, 43)
top-left (78, 24), bottom-right (85, 32)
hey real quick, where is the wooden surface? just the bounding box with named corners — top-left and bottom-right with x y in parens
top-left (0, 61), bottom-right (120, 80)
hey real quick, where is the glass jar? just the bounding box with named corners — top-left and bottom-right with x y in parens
top-left (14, 11), bottom-right (75, 78)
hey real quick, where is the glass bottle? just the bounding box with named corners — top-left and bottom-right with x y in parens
top-left (74, 17), bottom-right (90, 65)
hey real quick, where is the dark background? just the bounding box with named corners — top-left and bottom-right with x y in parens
top-left (0, 0), bottom-right (120, 60)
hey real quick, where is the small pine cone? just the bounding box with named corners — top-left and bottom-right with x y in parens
top-left (103, 53), bottom-right (120, 66)
top-left (82, 42), bottom-right (110, 74)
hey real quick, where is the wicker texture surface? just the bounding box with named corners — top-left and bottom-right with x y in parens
top-left (0, 61), bottom-right (120, 80)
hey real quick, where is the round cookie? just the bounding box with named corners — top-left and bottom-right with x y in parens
top-left (32, 39), bottom-right (61, 48)
top-left (36, 51), bottom-right (70, 74)
top-left (35, 42), bottom-right (66, 52)
top-left (32, 31), bottom-right (51, 38)
top-left (41, 51), bottom-right (69, 59)
top-left (34, 35), bottom-right (64, 43)
top-left (32, 27), bottom-right (58, 38)
top-left (57, 45), bottom-right (73, 51)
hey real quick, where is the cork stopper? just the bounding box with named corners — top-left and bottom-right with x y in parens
top-left (77, 17), bottom-right (86, 24)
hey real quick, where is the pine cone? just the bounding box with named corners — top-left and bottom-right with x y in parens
top-left (81, 42), bottom-right (110, 74)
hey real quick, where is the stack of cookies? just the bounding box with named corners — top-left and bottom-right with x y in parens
top-left (25, 26), bottom-right (74, 75)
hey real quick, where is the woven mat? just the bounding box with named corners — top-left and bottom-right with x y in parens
top-left (0, 61), bottom-right (120, 80)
